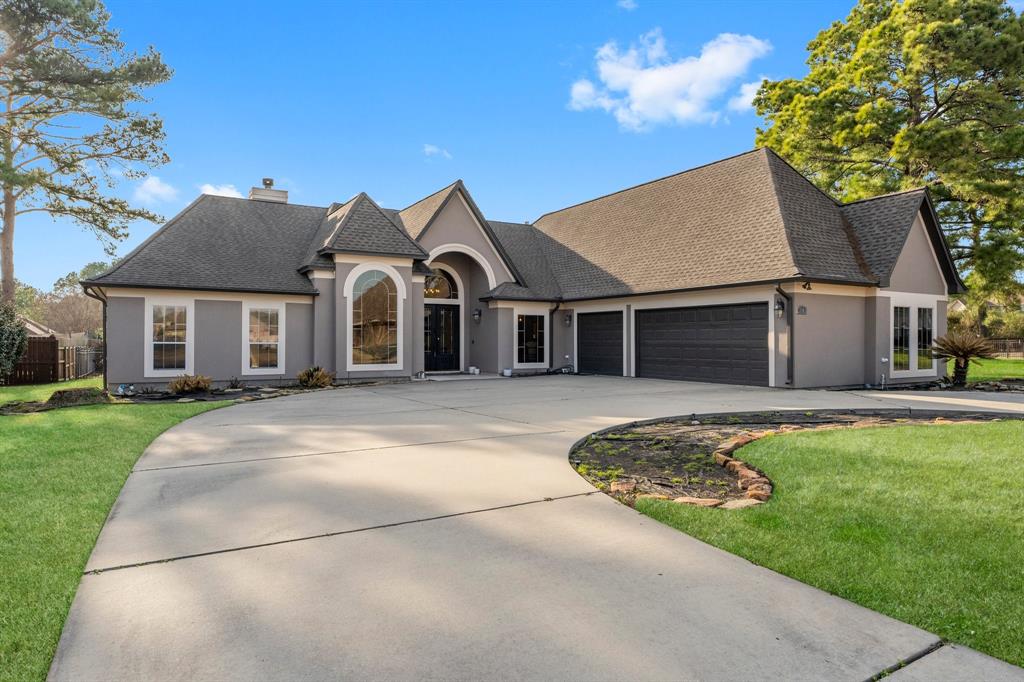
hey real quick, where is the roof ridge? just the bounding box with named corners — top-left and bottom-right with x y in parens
top-left (359, 193), bottom-right (430, 256)
top-left (200, 194), bottom-right (330, 210)
top-left (760, 147), bottom-right (843, 207)
top-left (841, 187), bottom-right (927, 206)
top-left (761, 149), bottom-right (806, 278)
top-left (534, 148), bottom-right (765, 223)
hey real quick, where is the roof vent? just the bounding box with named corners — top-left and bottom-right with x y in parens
top-left (249, 178), bottom-right (288, 203)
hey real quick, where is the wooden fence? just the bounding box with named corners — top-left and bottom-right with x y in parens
top-left (2, 336), bottom-right (102, 386)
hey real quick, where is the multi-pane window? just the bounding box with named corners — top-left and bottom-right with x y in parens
top-left (917, 307), bottom-right (933, 370)
top-left (517, 314), bottom-right (545, 364)
top-left (893, 306), bottom-right (910, 371)
top-left (248, 308), bottom-right (280, 369)
top-left (152, 304), bottom-right (187, 370)
top-left (352, 270), bottom-right (398, 365)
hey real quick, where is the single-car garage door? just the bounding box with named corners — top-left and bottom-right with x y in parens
top-left (577, 311), bottom-right (623, 376)
top-left (635, 302), bottom-right (769, 386)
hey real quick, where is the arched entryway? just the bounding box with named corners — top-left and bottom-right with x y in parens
top-left (425, 248), bottom-right (497, 373)
top-left (423, 264), bottom-right (462, 371)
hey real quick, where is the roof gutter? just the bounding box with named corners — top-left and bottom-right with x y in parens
top-left (78, 281), bottom-right (319, 297)
top-left (775, 284), bottom-right (793, 386)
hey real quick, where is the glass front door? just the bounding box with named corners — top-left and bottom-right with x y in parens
top-left (424, 304), bottom-right (459, 371)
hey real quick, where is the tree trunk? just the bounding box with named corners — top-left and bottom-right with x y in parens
top-left (953, 358), bottom-right (968, 387)
top-left (0, 190), bottom-right (13, 307)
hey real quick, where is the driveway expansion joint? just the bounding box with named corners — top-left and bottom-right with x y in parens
top-left (83, 491), bottom-right (598, 576)
top-left (863, 639), bottom-right (945, 681)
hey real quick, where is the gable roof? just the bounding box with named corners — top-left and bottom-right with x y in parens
top-left (317, 193), bottom-right (427, 259)
top-left (839, 188), bottom-right (964, 293)
top-left (396, 180), bottom-right (524, 284)
top-left (84, 195), bottom-right (324, 296)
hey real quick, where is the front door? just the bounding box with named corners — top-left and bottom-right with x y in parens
top-left (424, 304), bottom-right (459, 371)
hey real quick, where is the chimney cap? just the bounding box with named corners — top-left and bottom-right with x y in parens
top-left (262, 177), bottom-right (274, 189)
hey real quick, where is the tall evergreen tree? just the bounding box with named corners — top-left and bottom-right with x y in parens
top-left (0, 0), bottom-right (171, 305)
top-left (755, 0), bottom-right (1024, 298)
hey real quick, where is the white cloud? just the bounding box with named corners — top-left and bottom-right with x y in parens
top-left (617, 0), bottom-right (638, 10)
top-left (727, 78), bottom-right (766, 113)
top-left (133, 176), bottom-right (178, 204)
top-left (569, 28), bottom-right (772, 130)
top-left (423, 143), bottom-right (453, 160)
top-left (199, 183), bottom-right (243, 198)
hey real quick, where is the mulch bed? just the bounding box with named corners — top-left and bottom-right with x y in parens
top-left (570, 409), bottom-right (1018, 508)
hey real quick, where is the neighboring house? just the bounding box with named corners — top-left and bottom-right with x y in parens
top-left (21, 317), bottom-right (59, 338)
top-left (82, 148), bottom-right (964, 390)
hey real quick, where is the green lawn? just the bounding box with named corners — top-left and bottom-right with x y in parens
top-left (637, 422), bottom-right (1024, 666)
top-left (950, 357), bottom-right (1024, 383)
top-left (0, 376), bottom-right (104, 406)
top-left (0, 401), bottom-right (226, 681)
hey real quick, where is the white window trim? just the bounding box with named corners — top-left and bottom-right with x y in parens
top-left (143, 296), bottom-right (195, 379)
top-left (241, 300), bottom-right (286, 376)
top-left (571, 304), bottom-right (628, 377)
top-left (513, 305), bottom-right (549, 370)
top-left (344, 262), bottom-right (406, 372)
top-left (889, 292), bottom-right (939, 378)
top-left (423, 263), bottom-right (465, 372)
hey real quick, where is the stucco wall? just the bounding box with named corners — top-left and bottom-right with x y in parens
top-left (311, 274), bottom-right (336, 371)
top-left (106, 296), bottom-right (144, 386)
top-left (887, 214), bottom-right (947, 295)
top-left (791, 291), bottom-right (866, 388)
top-left (286, 302), bottom-right (314, 375)
top-left (195, 300), bottom-right (242, 378)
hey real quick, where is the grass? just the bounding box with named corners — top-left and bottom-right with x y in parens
top-left (0, 401), bottom-right (226, 681)
top-left (949, 357), bottom-right (1024, 383)
top-left (0, 376), bottom-right (103, 406)
top-left (636, 421), bottom-right (1024, 666)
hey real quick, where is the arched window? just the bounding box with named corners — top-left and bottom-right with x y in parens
top-left (352, 270), bottom-right (398, 365)
top-left (424, 268), bottom-right (458, 299)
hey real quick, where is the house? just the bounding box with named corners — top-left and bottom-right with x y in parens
top-left (82, 148), bottom-right (964, 390)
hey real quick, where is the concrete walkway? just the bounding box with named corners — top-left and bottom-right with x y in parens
top-left (50, 376), bottom-right (1024, 681)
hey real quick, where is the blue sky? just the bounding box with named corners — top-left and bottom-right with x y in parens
top-left (18, 0), bottom-right (859, 290)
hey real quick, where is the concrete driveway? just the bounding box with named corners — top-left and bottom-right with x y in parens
top-left (50, 376), bottom-right (1024, 681)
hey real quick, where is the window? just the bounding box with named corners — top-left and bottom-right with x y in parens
top-left (917, 307), bottom-right (933, 370)
top-left (248, 308), bottom-right (280, 369)
top-left (352, 270), bottom-right (398, 365)
top-left (517, 314), bottom-right (545, 365)
top-left (152, 304), bottom-right (186, 370)
top-left (424, 268), bottom-right (458, 299)
top-left (893, 306), bottom-right (910, 371)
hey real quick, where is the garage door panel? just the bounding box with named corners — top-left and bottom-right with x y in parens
top-left (636, 302), bottom-right (769, 386)
top-left (578, 312), bottom-right (623, 376)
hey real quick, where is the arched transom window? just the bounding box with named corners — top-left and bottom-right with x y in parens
top-left (424, 268), bottom-right (458, 299)
top-left (352, 270), bottom-right (398, 365)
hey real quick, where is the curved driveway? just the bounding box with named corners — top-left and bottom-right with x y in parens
top-left (51, 376), bottom-right (1024, 681)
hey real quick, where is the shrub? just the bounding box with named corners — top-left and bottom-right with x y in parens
top-left (227, 376), bottom-right (245, 389)
top-left (931, 332), bottom-right (995, 387)
top-left (0, 304), bottom-right (29, 382)
top-left (297, 365), bottom-right (334, 388)
top-left (167, 374), bottom-right (212, 394)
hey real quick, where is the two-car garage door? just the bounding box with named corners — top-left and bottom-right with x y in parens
top-left (635, 303), bottom-right (769, 386)
top-left (577, 303), bottom-right (769, 386)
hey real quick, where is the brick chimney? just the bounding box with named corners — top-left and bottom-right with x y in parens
top-left (248, 177), bottom-right (288, 203)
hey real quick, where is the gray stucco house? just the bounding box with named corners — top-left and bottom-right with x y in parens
top-left (82, 148), bottom-right (964, 390)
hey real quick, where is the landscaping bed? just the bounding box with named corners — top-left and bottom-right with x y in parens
top-left (571, 409), bottom-right (1014, 508)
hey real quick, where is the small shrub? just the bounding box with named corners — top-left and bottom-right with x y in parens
top-left (46, 387), bottom-right (105, 407)
top-left (0, 304), bottom-right (29, 382)
top-left (297, 365), bottom-right (334, 388)
top-left (227, 376), bottom-right (245, 389)
top-left (167, 374), bottom-right (212, 394)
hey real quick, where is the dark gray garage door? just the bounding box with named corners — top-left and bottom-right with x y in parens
top-left (577, 311), bottom-right (623, 375)
top-left (635, 303), bottom-right (769, 386)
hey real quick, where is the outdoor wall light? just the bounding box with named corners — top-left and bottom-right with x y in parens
top-left (472, 308), bottom-right (482, 323)
top-left (564, 312), bottom-right (572, 327)
top-left (774, 299), bottom-right (786, 319)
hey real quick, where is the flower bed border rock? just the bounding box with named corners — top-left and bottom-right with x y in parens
top-left (570, 408), bottom-right (1023, 510)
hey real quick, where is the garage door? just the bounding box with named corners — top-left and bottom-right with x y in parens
top-left (577, 311), bottom-right (623, 376)
top-left (635, 303), bottom-right (769, 386)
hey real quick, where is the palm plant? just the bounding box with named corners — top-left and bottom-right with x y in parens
top-left (930, 332), bottom-right (995, 387)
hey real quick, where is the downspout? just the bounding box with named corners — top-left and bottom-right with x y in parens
top-left (775, 284), bottom-right (793, 386)
top-left (83, 285), bottom-right (108, 393)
